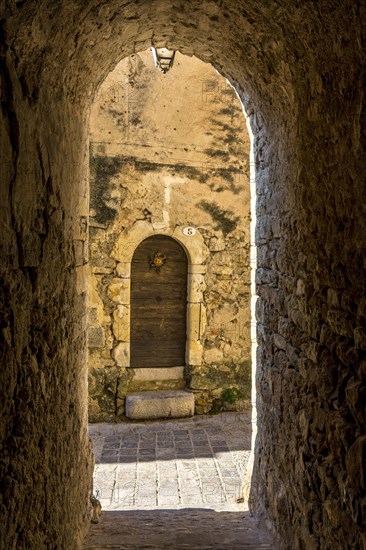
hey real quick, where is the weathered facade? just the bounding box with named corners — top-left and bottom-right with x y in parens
top-left (1, 2), bottom-right (366, 549)
top-left (88, 51), bottom-right (251, 421)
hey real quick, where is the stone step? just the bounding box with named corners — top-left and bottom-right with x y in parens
top-left (125, 390), bottom-right (195, 420)
top-left (128, 367), bottom-right (186, 391)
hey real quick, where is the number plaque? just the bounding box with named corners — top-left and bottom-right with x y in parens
top-left (182, 226), bottom-right (196, 236)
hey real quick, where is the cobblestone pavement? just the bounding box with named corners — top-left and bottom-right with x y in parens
top-left (84, 412), bottom-right (273, 549)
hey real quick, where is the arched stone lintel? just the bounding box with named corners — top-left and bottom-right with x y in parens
top-left (111, 220), bottom-right (208, 265)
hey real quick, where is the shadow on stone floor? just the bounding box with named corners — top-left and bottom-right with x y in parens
top-left (97, 448), bottom-right (250, 464)
top-left (83, 509), bottom-right (273, 549)
top-left (92, 412), bottom-right (252, 464)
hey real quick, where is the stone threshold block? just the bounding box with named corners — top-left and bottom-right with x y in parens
top-left (131, 367), bottom-right (185, 381)
top-left (125, 390), bottom-right (195, 420)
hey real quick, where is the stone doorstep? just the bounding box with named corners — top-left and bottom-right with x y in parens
top-left (125, 390), bottom-right (195, 420)
top-left (130, 366), bottom-right (185, 382)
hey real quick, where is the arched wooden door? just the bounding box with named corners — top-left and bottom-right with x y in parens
top-left (130, 235), bottom-right (188, 368)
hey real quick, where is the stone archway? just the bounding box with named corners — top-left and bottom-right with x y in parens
top-left (1, 3), bottom-right (365, 549)
top-left (111, 221), bottom-right (208, 373)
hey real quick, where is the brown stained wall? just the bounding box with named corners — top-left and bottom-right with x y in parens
top-left (0, 2), bottom-right (365, 549)
top-left (88, 50), bottom-right (251, 421)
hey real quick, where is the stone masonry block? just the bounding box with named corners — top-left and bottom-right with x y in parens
top-left (188, 273), bottom-right (206, 302)
top-left (116, 262), bottom-right (131, 278)
top-left (88, 326), bottom-right (105, 348)
top-left (187, 303), bottom-right (201, 340)
top-left (186, 340), bottom-right (203, 365)
top-left (125, 390), bottom-right (194, 419)
top-left (107, 278), bottom-right (130, 304)
top-left (113, 342), bottom-right (130, 367)
top-left (112, 305), bottom-right (130, 342)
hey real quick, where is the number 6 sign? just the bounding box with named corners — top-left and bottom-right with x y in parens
top-left (182, 226), bottom-right (197, 236)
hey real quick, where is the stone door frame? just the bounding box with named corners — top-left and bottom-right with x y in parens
top-left (110, 220), bottom-right (207, 369)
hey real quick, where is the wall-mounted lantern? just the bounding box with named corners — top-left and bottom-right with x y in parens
top-left (151, 47), bottom-right (176, 74)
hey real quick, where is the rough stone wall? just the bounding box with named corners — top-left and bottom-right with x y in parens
top-left (1, 2), bottom-right (365, 549)
top-left (0, 41), bottom-right (94, 550)
top-left (88, 50), bottom-right (251, 421)
top-left (250, 7), bottom-right (366, 549)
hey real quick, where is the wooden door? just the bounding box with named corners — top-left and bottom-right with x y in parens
top-left (130, 235), bottom-right (188, 368)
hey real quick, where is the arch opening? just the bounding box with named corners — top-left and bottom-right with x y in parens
top-left (86, 48), bottom-right (258, 531)
top-left (87, 49), bottom-right (255, 423)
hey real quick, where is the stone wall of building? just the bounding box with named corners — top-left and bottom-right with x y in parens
top-left (88, 50), bottom-right (252, 421)
top-left (0, 35), bottom-right (94, 550)
top-left (1, 2), bottom-right (365, 549)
